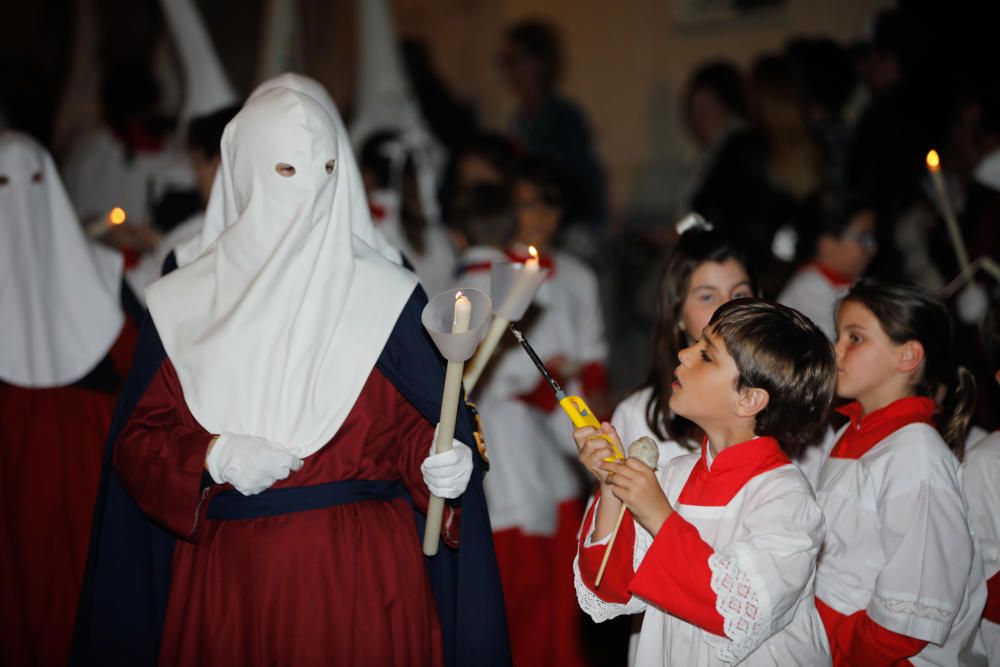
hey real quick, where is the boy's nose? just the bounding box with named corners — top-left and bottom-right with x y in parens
top-left (677, 346), bottom-right (693, 365)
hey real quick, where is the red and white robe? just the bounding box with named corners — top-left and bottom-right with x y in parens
top-left (815, 397), bottom-right (987, 666)
top-left (576, 436), bottom-right (830, 665)
top-left (963, 429), bottom-right (1000, 663)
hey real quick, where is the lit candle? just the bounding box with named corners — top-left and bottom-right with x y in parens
top-left (423, 292), bottom-right (473, 556)
top-left (525, 245), bottom-right (540, 270)
top-left (86, 206), bottom-right (127, 239)
top-left (453, 291), bottom-right (472, 332)
top-left (926, 149), bottom-right (971, 270)
top-left (462, 249), bottom-right (546, 395)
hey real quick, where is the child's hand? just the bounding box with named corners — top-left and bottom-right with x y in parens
top-left (602, 458), bottom-right (673, 536)
top-left (572, 422), bottom-right (622, 486)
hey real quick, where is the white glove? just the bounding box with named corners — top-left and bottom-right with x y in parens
top-left (206, 434), bottom-right (303, 496)
top-left (421, 427), bottom-right (474, 500)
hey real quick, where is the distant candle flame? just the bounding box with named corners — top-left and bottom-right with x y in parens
top-left (455, 291), bottom-right (463, 300)
top-left (528, 245), bottom-right (538, 260)
top-left (109, 207), bottom-right (127, 225)
top-left (926, 150), bottom-right (941, 171)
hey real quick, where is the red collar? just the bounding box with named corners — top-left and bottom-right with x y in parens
top-left (505, 248), bottom-right (556, 277)
top-left (808, 262), bottom-right (853, 289)
top-left (676, 436), bottom-right (790, 506)
top-left (369, 201), bottom-right (388, 222)
top-left (830, 396), bottom-right (936, 460)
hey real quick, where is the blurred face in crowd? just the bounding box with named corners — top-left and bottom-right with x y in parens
top-left (189, 148), bottom-right (220, 206)
top-left (513, 180), bottom-right (560, 250)
top-left (678, 259), bottom-right (754, 343)
top-left (499, 39), bottom-right (546, 100)
top-left (817, 209), bottom-right (877, 281)
top-left (686, 86), bottom-right (732, 149)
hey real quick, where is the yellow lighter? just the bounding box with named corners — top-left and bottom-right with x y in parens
top-left (509, 323), bottom-right (624, 461)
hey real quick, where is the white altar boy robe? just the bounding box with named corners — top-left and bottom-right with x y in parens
top-left (815, 398), bottom-right (986, 666)
top-left (963, 430), bottom-right (1000, 664)
top-left (575, 437), bottom-right (830, 666)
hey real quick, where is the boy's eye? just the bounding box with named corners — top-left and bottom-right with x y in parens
top-left (700, 350), bottom-right (713, 363)
top-left (849, 334), bottom-right (862, 344)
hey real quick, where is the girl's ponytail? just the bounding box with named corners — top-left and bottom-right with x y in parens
top-left (938, 366), bottom-right (976, 459)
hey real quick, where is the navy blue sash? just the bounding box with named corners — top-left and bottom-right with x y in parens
top-left (206, 480), bottom-right (405, 520)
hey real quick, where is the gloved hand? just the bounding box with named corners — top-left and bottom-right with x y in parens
top-left (421, 427), bottom-right (474, 499)
top-left (205, 433), bottom-right (303, 496)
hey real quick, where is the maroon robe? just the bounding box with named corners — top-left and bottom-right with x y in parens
top-left (113, 357), bottom-right (457, 666)
top-left (0, 321), bottom-right (137, 667)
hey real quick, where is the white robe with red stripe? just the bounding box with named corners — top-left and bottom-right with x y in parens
top-left (575, 437), bottom-right (830, 665)
top-left (815, 398), bottom-right (986, 666)
top-left (963, 430), bottom-right (1000, 663)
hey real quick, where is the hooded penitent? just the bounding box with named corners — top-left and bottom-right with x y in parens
top-left (0, 131), bottom-right (124, 388)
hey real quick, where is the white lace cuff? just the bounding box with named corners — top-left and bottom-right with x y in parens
top-left (703, 542), bottom-right (772, 663)
top-left (574, 517), bottom-right (656, 623)
top-left (573, 553), bottom-right (646, 622)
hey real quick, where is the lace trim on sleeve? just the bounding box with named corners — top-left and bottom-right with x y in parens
top-left (703, 541), bottom-right (773, 664)
top-left (573, 518), bottom-right (655, 622)
top-left (870, 592), bottom-right (956, 625)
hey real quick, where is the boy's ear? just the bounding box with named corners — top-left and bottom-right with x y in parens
top-left (896, 340), bottom-right (925, 374)
top-left (735, 386), bottom-right (769, 419)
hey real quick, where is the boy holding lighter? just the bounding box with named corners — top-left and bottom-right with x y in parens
top-left (574, 300), bottom-right (835, 665)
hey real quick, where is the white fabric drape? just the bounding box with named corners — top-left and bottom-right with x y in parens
top-left (174, 73), bottom-right (402, 269)
top-left (0, 132), bottom-right (123, 387)
top-left (146, 88), bottom-right (417, 457)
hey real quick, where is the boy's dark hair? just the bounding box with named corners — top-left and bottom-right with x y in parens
top-left (516, 155), bottom-right (567, 212)
top-left (685, 60), bottom-right (747, 118)
top-left (708, 299), bottom-right (836, 457)
top-left (794, 186), bottom-right (871, 263)
top-left (451, 183), bottom-right (515, 249)
top-left (844, 280), bottom-right (976, 457)
top-left (186, 104), bottom-right (241, 160)
top-left (644, 228), bottom-right (758, 448)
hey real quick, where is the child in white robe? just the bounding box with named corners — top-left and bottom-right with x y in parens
top-left (575, 300), bottom-right (835, 665)
top-left (609, 225), bottom-right (758, 664)
top-left (815, 280), bottom-right (986, 665)
top-left (777, 187), bottom-right (877, 341)
top-left (962, 305), bottom-right (1000, 663)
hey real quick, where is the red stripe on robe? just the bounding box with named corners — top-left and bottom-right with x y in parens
top-left (816, 597), bottom-right (926, 666)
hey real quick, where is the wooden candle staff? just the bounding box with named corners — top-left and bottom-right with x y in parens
top-left (420, 288), bottom-right (491, 556)
top-left (595, 437), bottom-right (659, 587)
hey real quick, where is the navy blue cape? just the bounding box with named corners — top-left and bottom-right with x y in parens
top-left (71, 287), bottom-right (511, 667)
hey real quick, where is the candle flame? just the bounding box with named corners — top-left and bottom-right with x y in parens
top-left (455, 291), bottom-right (463, 300)
top-left (109, 207), bottom-right (127, 225)
top-left (528, 245), bottom-right (538, 260)
top-left (926, 150), bottom-right (941, 171)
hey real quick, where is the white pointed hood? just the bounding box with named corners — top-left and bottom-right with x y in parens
top-left (145, 88), bottom-right (417, 456)
top-left (350, 0), bottom-right (445, 222)
top-left (174, 73), bottom-right (402, 267)
top-left (159, 0), bottom-right (238, 121)
top-left (0, 132), bottom-right (124, 387)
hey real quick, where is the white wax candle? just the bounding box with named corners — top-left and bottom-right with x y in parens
top-left (424, 291), bottom-right (473, 556)
top-left (525, 245), bottom-right (540, 271)
top-left (453, 293), bottom-right (472, 333)
top-left (926, 150), bottom-right (971, 270)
